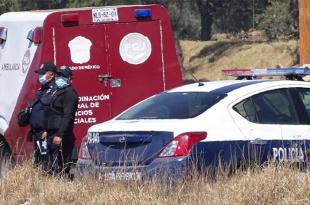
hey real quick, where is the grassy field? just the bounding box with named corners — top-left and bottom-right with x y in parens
top-left (1, 163), bottom-right (310, 205)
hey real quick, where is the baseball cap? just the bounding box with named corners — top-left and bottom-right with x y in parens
top-left (35, 62), bottom-right (57, 74)
top-left (57, 66), bottom-right (73, 78)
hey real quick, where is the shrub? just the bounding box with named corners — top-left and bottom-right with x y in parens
top-left (257, 0), bottom-right (296, 40)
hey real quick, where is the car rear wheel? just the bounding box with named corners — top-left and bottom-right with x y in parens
top-left (0, 141), bottom-right (14, 177)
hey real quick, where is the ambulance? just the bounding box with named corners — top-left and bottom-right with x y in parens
top-left (0, 4), bottom-right (183, 175)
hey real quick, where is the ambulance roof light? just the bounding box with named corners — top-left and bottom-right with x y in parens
top-left (135, 9), bottom-right (152, 18)
top-left (26, 27), bottom-right (42, 44)
top-left (0, 27), bottom-right (7, 44)
top-left (61, 13), bottom-right (79, 26)
top-left (222, 67), bottom-right (310, 81)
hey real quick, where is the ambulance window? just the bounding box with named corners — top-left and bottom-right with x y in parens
top-left (0, 27), bottom-right (7, 44)
top-left (27, 27), bottom-right (42, 44)
top-left (233, 98), bottom-right (258, 123)
top-left (251, 89), bottom-right (298, 124)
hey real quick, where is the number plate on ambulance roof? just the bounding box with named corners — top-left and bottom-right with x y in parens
top-left (92, 8), bottom-right (118, 23)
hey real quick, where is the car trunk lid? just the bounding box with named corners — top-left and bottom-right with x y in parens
top-left (87, 131), bottom-right (173, 166)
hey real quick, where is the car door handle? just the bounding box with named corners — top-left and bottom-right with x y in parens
top-left (250, 138), bottom-right (267, 145)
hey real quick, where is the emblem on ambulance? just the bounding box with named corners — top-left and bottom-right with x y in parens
top-left (22, 49), bottom-right (31, 73)
top-left (119, 33), bottom-right (152, 65)
top-left (68, 36), bottom-right (92, 64)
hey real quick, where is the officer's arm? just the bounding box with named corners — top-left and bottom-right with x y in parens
top-left (55, 89), bottom-right (78, 138)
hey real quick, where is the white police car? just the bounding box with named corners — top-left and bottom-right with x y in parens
top-left (77, 68), bottom-right (310, 180)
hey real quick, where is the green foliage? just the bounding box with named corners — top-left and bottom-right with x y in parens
top-left (67, 0), bottom-right (117, 7)
top-left (0, 0), bottom-right (299, 41)
top-left (213, 0), bottom-right (269, 33)
top-left (8, 0), bottom-right (67, 11)
top-left (257, 0), bottom-right (296, 40)
top-left (152, 0), bottom-right (201, 40)
top-left (0, 0), bottom-right (13, 13)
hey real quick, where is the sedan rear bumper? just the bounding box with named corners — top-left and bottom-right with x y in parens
top-left (76, 156), bottom-right (189, 181)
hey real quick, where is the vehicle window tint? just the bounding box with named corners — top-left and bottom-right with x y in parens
top-left (297, 88), bottom-right (310, 120)
top-left (233, 98), bottom-right (258, 123)
top-left (252, 89), bottom-right (298, 124)
top-left (117, 92), bottom-right (226, 120)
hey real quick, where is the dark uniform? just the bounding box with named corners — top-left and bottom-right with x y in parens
top-left (47, 66), bottom-right (78, 174)
top-left (29, 82), bottom-right (57, 166)
top-left (47, 83), bottom-right (78, 174)
top-left (28, 64), bottom-right (78, 175)
top-left (28, 62), bottom-right (58, 169)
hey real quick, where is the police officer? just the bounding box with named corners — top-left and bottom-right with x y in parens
top-left (28, 62), bottom-right (57, 167)
top-left (47, 65), bottom-right (78, 175)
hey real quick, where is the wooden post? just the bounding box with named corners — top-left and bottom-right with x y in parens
top-left (299, 0), bottom-right (310, 65)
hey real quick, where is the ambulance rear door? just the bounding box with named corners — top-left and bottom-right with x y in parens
top-left (106, 20), bottom-right (165, 116)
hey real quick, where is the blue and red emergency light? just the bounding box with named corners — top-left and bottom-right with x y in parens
top-left (222, 67), bottom-right (310, 80)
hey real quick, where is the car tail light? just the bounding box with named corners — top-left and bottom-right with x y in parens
top-left (78, 136), bottom-right (92, 160)
top-left (158, 132), bottom-right (207, 158)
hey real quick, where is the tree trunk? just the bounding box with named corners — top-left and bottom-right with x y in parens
top-left (200, 9), bottom-right (212, 40)
top-left (195, 0), bottom-right (214, 41)
top-left (290, 0), bottom-right (299, 34)
top-left (299, 0), bottom-right (310, 65)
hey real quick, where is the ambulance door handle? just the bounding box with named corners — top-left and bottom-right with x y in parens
top-left (98, 74), bottom-right (112, 87)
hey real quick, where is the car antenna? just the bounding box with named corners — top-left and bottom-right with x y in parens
top-left (190, 72), bottom-right (204, 86)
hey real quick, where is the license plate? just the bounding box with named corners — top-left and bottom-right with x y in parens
top-left (92, 8), bottom-right (118, 23)
top-left (101, 171), bottom-right (142, 181)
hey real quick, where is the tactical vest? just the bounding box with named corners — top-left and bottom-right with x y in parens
top-left (46, 88), bottom-right (68, 130)
top-left (29, 89), bottom-right (58, 130)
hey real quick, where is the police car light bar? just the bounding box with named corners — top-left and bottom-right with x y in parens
top-left (222, 67), bottom-right (310, 80)
top-left (222, 68), bottom-right (252, 77)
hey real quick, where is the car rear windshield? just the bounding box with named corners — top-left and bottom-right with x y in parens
top-left (117, 92), bottom-right (226, 120)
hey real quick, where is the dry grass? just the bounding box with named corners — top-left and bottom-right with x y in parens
top-left (1, 163), bottom-right (310, 205)
top-left (180, 40), bottom-right (299, 81)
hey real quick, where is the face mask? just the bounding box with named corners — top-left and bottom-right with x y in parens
top-left (55, 76), bottom-right (69, 89)
top-left (39, 74), bottom-right (48, 85)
